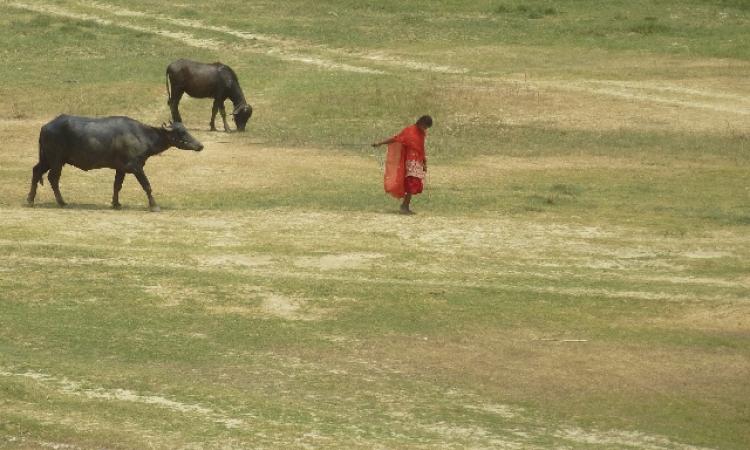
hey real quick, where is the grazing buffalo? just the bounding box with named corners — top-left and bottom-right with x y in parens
top-left (166, 59), bottom-right (253, 132)
top-left (27, 115), bottom-right (203, 212)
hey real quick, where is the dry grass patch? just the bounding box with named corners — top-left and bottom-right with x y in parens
top-left (145, 139), bottom-right (375, 194)
top-left (360, 330), bottom-right (750, 413)
top-left (293, 252), bottom-right (384, 271)
top-left (207, 291), bottom-right (326, 321)
top-left (440, 75), bottom-right (750, 133)
top-left (637, 303), bottom-right (750, 334)
top-left (439, 155), bottom-right (642, 186)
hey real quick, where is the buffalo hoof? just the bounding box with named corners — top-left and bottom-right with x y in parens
top-left (112, 203), bottom-right (122, 210)
top-left (26, 196), bottom-right (34, 206)
top-left (57, 201), bottom-right (67, 208)
top-left (149, 205), bottom-right (161, 213)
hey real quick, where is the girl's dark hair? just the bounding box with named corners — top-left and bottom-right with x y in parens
top-left (417, 115), bottom-right (433, 128)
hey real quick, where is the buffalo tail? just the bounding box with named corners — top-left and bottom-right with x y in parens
top-left (36, 136), bottom-right (45, 185)
top-left (165, 71), bottom-right (171, 106)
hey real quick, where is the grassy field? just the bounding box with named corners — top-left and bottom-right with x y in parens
top-left (1, 0), bottom-right (749, 448)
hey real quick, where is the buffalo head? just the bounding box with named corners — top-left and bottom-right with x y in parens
top-left (162, 122), bottom-right (204, 151)
top-left (232, 104), bottom-right (253, 132)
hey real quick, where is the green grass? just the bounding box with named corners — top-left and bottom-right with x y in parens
top-left (1, 0), bottom-right (749, 448)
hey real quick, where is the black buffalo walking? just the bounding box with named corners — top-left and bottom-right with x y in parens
top-left (27, 115), bottom-right (203, 212)
top-left (166, 59), bottom-right (253, 132)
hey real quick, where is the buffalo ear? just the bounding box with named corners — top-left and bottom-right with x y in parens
top-left (161, 122), bottom-right (174, 131)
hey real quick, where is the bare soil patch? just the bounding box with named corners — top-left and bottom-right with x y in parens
top-left (294, 252), bottom-right (384, 271)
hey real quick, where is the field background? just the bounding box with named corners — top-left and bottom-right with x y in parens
top-left (1, 0), bottom-right (749, 448)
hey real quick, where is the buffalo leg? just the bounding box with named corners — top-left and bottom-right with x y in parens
top-left (169, 91), bottom-right (184, 123)
top-left (209, 99), bottom-right (221, 131)
top-left (27, 160), bottom-right (49, 205)
top-left (133, 169), bottom-right (159, 212)
top-left (47, 165), bottom-right (66, 207)
top-left (218, 104), bottom-right (231, 132)
top-left (112, 170), bottom-right (125, 209)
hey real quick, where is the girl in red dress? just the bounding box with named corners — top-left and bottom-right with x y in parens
top-left (372, 115), bottom-right (433, 214)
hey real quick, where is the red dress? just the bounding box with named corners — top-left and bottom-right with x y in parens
top-left (384, 125), bottom-right (426, 197)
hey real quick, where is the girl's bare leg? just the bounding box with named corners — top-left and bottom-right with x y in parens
top-left (400, 193), bottom-right (413, 214)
